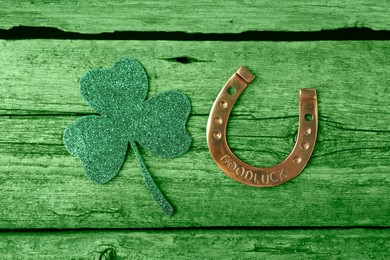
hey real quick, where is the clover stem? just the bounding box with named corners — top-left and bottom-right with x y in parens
top-left (130, 140), bottom-right (174, 217)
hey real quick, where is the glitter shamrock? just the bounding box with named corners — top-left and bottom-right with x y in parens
top-left (63, 58), bottom-right (191, 216)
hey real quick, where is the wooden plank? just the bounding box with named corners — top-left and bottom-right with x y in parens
top-left (1, 40), bottom-right (389, 128)
top-left (1, 1), bottom-right (390, 33)
top-left (0, 229), bottom-right (388, 259)
top-left (0, 40), bottom-right (389, 228)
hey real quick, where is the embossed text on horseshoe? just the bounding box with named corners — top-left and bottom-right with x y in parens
top-left (220, 155), bottom-right (287, 184)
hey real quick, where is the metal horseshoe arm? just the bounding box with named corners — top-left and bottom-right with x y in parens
top-left (207, 66), bottom-right (318, 187)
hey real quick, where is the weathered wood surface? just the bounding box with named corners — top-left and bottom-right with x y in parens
top-left (0, 40), bottom-right (389, 228)
top-left (1, 1), bottom-right (390, 33)
top-left (0, 229), bottom-right (388, 259)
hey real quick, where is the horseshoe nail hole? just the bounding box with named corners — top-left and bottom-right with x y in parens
top-left (304, 127), bottom-right (312, 135)
top-left (305, 113), bottom-right (313, 121)
top-left (227, 87), bottom-right (236, 95)
top-left (215, 117), bottom-right (223, 125)
top-left (300, 141), bottom-right (309, 151)
top-left (293, 156), bottom-right (302, 164)
top-left (213, 131), bottom-right (222, 140)
top-left (220, 100), bottom-right (228, 109)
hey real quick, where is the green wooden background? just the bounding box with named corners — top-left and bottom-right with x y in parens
top-left (0, 1), bottom-right (389, 259)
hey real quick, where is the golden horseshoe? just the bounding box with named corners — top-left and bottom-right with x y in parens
top-left (207, 66), bottom-right (318, 187)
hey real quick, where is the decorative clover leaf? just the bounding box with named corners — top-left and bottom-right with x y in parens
top-left (63, 58), bottom-right (191, 216)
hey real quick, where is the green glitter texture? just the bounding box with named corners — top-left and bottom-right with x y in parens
top-left (63, 58), bottom-right (191, 216)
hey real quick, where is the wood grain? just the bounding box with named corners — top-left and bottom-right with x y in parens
top-left (0, 40), bottom-right (389, 228)
top-left (0, 229), bottom-right (388, 259)
top-left (1, 1), bottom-right (390, 33)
